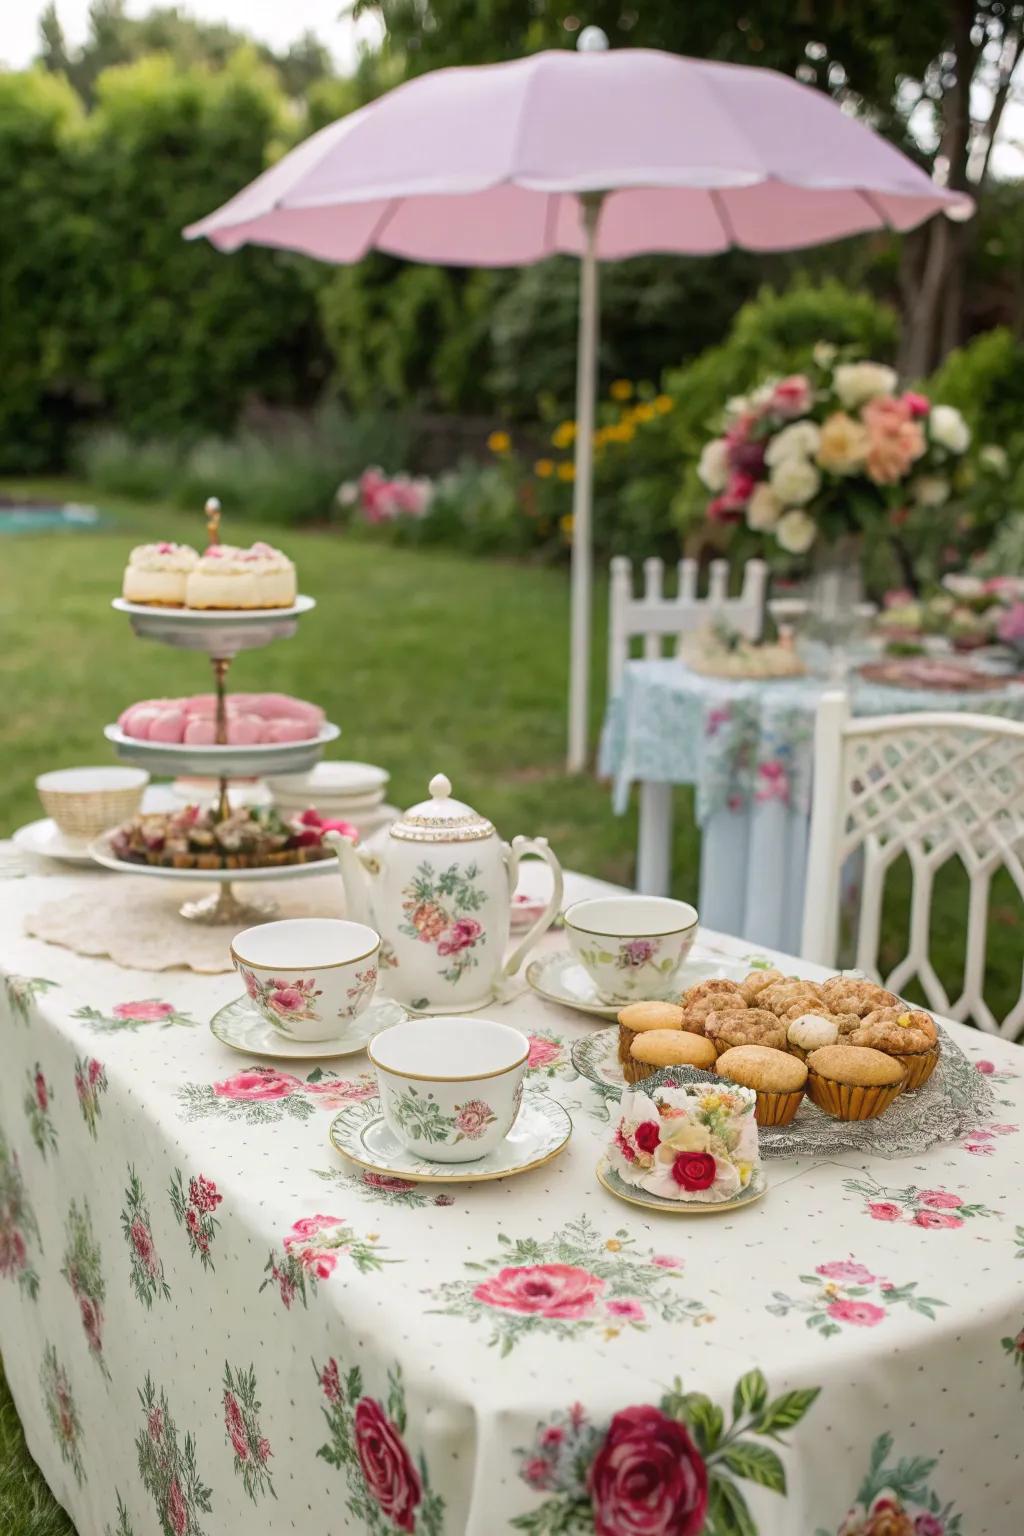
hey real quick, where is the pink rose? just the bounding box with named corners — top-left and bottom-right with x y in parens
top-left (527, 1036), bottom-right (562, 1069)
top-left (868, 1202), bottom-right (902, 1222)
top-left (286, 1214), bottom-right (343, 1243)
top-left (772, 374), bottom-right (812, 416)
top-left (621, 939), bottom-right (657, 967)
top-left (188, 1174), bottom-right (221, 1214)
top-left (34, 1072), bottom-right (48, 1112)
top-left (918, 1190), bottom-right (962, 1209)
top-left (167, 1477), bottom-right (187, 1536)
top-left (827, 1299), bottom-right (886, 1327)
top-left (651, 1255), bottom-right (682, 1269)
top-left (303, 1252), bottom-right (337, 1280)
top-left (455, 1099), bottom-right (495, 1138)
top-left (902, 390), bottom-right (931, 417)
top-left (269, 986), bottom-right (307, 1014)
top-left (212, 1069), bottom-right (300, 1101)
top-left (353, 1397), bottom-right (423, 1533)
top-left (588, 1404), bottom-right (708, 1536)
top-left (974, 1060), bottom-right (995, 1074)
top-left (320, 1358), bottom-right (341, 1403)
top-left (912, 1210), bottom-right (963, 1230)
top-left (670, 1152), bottom-right (716, 1192)
top-left (817, 1260), bottom-right (876, 1284)
top-left (473, 1263), bottom-right (605, 1319)
top-left (634, 1121), bottom-right (661, 1156)
top-left (606, 1299), bottom-right (646, 1322)
top-left (436, 917), bottom-right (482, 956)
top-left (113, 1000), bottom-right (175, 1022)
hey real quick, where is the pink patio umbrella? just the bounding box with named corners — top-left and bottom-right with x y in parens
top-left (186, 31), bottom-right (972, 771)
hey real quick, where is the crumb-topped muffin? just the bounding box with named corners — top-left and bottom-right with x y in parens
top-left (704, 1008), bottom-right (787, 1056)
top-left (679, 979), bottom-right (747, 1028)
top-left (617, 1001), bottom-right (685, 1069)
top-left (759, 979), bottom-right (826, 1017)
top-left (819, 976), bottom-right (900, 1017)
top-left (716, 1044), bottom-right (807, 1126)
top-left (738, 968), bottom-right (785, 1004)
top-left (122, 542), bottom-right (199, 606)
top-left (849, 1007), bottom-right (940, 1090)
top-left (626, 1029), bottom-right (717, 1084)
top-left (805, 1043), bottom-right (906, 1120)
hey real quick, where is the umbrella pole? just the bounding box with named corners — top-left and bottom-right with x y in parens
top-left (567, 193), bottom-right (602, 773)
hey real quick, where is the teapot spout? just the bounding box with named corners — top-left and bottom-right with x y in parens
top-left (323, 831), bottom-right (377, 928)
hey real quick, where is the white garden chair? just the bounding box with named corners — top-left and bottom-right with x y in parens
top-left (608, 555), bottom-right (768, 694)
top-left (801, 691), bottom-right (1024, 1039)
top-left (608, 555), bottom-right (767, 895)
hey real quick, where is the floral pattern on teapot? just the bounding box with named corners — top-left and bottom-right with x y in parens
top-left (398, 860), bottom-right (487, 985)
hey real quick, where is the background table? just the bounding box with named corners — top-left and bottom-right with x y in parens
top-left (0, 855), bottom-right (1021, 1536)
top-left (601, 659), bottom-right (1024, 952)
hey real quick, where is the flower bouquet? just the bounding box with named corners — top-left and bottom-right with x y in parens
top-left (697, 353), bottom-right (972, 558)
top-left (609, 1083), bottom-right (758, 1203)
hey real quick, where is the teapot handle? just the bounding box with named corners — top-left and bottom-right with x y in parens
top-left (502, 836), bottom-right (564, 979)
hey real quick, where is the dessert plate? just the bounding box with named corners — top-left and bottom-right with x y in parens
top-left (526, 949), bottom-right (753, 1020)
top-left (597, 1158), bottom-right (767, 1215)
top-left (88, 837), bottom-right (338, 884)
top-left (112, 595), bottom-right (316, 656)
top-left (211, 995), bottom-right (407, 1060)
top-left (105, 721), bottom-right (340, 778)
top-left (329, 1089), bottom-right (572, 1184)
top-left (12, 819), bottom-right (97, 866)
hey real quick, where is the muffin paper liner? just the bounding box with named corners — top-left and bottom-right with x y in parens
top-left (805, 1071), bottom-right (906, 1121)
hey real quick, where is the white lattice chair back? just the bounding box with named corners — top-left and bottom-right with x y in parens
top-left (802, 691), bottom-right (1024, 1039)
top-left (608, 556), bottom-right (768, 693)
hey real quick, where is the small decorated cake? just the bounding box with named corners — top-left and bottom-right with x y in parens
top-left (608, 1082), bottom-right (760, 1203)
top-left (184, 542), bottom-right (296, 610)
top-left (122, 542), bottom-right (199, 606)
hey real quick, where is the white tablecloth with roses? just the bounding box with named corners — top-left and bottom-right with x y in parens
top-left (0, 859), bottom-right (1022, 1536)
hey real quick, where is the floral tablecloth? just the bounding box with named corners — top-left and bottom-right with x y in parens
top-left (0, 860), bottom-right (1022, 1536)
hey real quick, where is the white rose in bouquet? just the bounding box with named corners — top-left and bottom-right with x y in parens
top-left (833, 361), bottom-right (898, 410)
top-left (775, 510), bottom-right (817, 553)
top-left (912, 475), bottom-right (951, 506)
top-left (697, 438), bottom-right (730, 491)
top-left (929, 404), bottom-right (971, 454)
top-left (769, 456), bottom-right (820, 506)
top-left (764, 420), bottom-right (821, 466)
top-left (746, 483), bottom-right (782, 531)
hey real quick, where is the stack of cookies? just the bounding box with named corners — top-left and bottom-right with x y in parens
top-left (614, 969), bottom-right (940, 1125)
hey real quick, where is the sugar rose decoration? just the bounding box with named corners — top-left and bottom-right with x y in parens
top-left (609, 1084), bottom-right (759, 1203)
top-left (512, 1368), bottom-right (820, 1536)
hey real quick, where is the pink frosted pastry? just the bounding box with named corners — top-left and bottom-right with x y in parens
top-left (227, 714), bottom-right (264, 745)
top-left (264, 718), bottom-right (314, 743)
top-left (182, 718), bottom-right (217, 746)
top-left (119, 692), bottom-right (322, 744)
top-left (148, 708), bottom-right (188, 743)
top-left (122, 543), bottom-right (199, 606)
top-left (184, 543), bottom-right (296, 610)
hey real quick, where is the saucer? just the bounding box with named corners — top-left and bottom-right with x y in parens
top-left (210, 995), bottom-right (408, 1060)
top-left (329, 1088), bottom-right (572, 1184)
top-left (12, 819), bottom-right (97, 866)
top-left (597, 1157), bottom-right (767, 1215)
top-left (526, 949), bottom-right (753, 1020)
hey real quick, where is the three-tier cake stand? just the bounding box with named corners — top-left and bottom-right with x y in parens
top-left (92, 499), bottom-right (339, 923)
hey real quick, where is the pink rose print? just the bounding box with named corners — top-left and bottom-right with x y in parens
top-left (817, 1260), bottom-right (876, 1285)
top-left (522, 1455), bottom-right (554, 1490)
top-left (540, 1426), bottom-right (565, 1449)
top-left (241, 967), bottom-right (261, 1001)
top-left (225, 1392), bottom-right (248, 1460)
top-left (130, 1218), bottom-right (156, 1274)
top-left (364, 1172), bottom-right (418, 1192)
top-left (353, 1396), bottom-right (423, 1534)
top-left (437, 917), bottom-right (483, 956)
top-left (918, 1191), bottom-right (962, 1210)
top-left (914, 1515), bottom-right (945, 1536)
top-left (455, 1099), bottom-right (495, 1140)
top-left (321, 1358), bottom-right (342, 1404)
top-left (166, 1477), bottom-right (187, 1536)
top-left (606, 1299), bottom-right (646, 1322)
top-left (618, 939), bottom-right (657, 968)
top-left (213, 1069), bottom-right (301, 1101)
top-left (113, 1000), bottom-right (176, 1023)
top-left (868, 1202), bottom-right (902, 1222)
top-left (588, 1404), bottom-right (708, 1536)
top-left (473, 1263), bottom-right (606, 1320)
top-left (301, 1251), bottom-right (338, 1280)
top-left (651, 1255), bottom-right (682, 1269)
top-left (527, 1035), bottom-right (561, 1069)
top-left (148, 1406), bottom-right (164, 1441)
top-left (912, 1210), bottom-right (963, 1230)
top-left (257, 1437), bottom-right (271, 1464)
top-left (827, 1299), bottom-right (886, 1327)
top-left (87, 1058), bottom-right (102, 1086)
top-left (188, 1174), bottom-right (222, 1214)
top-left (285, 1213), bottom-right (344, 1244)
top-left (965, 1141), bottom-right (994, 1156)
top-left (975, 1060), bottom-right (995, 1074)
top-left (269, 985), bottom-right (306, 1013)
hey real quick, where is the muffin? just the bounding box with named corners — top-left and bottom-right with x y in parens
top-left (849, 1008), bottom-right (939, 1091)
top-left (626, 1029), bottom-right (717, 1084)
top-left (739, 968), bottom-right (785, 1005)
top-left (805, 1044), bottom-right (906, 1120)
top-left (704, 1008), bottom-right (788, 1057)
top-left (716, 1045), bottom-right (807, 1126)
top-left (678, 979), bottom-right (746, 1028)
top-left (760, 980), bottom-right (827, 1018)
top-left (787, 1013), bottom-right (840, 1062)
top-left (617, 1001), bottom-right (685, 1069)
top-left (819, 976), bottom-right (900, 1018)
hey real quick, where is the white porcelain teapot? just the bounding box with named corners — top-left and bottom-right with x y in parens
top-left (325, 774), bottom-right (562, 1013)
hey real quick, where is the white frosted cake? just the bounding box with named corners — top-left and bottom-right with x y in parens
top-left (184, 541), bottom-right (297, 610)
top-left (608, 1082), bottom-right (760, 1203)
top-left (122, 542), bottom-right (199, 606)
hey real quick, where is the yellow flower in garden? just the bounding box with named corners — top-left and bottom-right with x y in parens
top-left (610, 379), bottom-right (633, 401)
top-left (559, 513), bottom-right (575, 537)
top-left (534, 458), bottom-right (555, 478)
top-left (605, 1238), bottom-right (622, 1252)
top-left (487, 430), bottom-right (511, 454)
top-left (654, 394), bottom-right (674, 413)
top-left (633, 402), bottom-right (656, 424)
top-left (551, 420), bottom-right (576, 448)
top-left (557, 461), bottom-right (576, 481)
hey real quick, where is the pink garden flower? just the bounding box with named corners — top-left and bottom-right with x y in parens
top-left (606, 1299), bottom-right (646, 1322)
top-left (527, 1035), bottom-right (562, 1069)
top-left (827, 1299), bottom-right (886, 1327)
top-left (817, 1260), bottom-right (876, 1284)
top-left (912, 1210), bottom-right (963, 1230)
top-left (473, 1263), bottom-right (605, 1320)
top-left (868, 1202), bottom-right (902, 1222)
top-left (902, 390), bottom-right (931, 417)
top-left (918, 1190), bottom-right (962, 1210)
top-left (112, 1000), bottom-right (175, 1022)
top-left (212, 1068), bottom-right (300, 1101)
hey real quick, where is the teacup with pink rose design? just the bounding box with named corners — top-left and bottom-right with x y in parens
top-left (563, 895), bottom-right (699, 1004)
top-left (230, 917), bottom-right (380, 1042)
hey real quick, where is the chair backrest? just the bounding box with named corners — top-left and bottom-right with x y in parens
top-left (801, 690), bottom-right (1024, 1039)
top-left (607, 556), bottom-right (768, 694)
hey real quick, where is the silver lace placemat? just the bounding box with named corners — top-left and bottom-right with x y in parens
top-left (576, 1024), bottom-right (994, 1159)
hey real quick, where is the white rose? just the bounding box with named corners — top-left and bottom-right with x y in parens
top-left (697, 438), bottom-right (730, 492)
top-left (930, 404), bottom-right (971, 454)
top-left (746, 483), bottom-right (782, 531)
top-left (335, 481), bottom-right (359, 507)
top-left (770, 456), bottom-right (820, 506)
top-left (833, 361), bottom-right (898, 410)
top-left (775, 510), bottom-right (818, 554)
top-left (912, 475), bottom-right (950, 507)
top-left (764, 420), bottom-right (821, 467)
top-left (980, 444), bottom-right (1008, 474)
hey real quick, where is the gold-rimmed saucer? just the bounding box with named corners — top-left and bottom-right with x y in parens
top-left (596, 1157), bottom-right (767, 1214)
top-left (211, 995), bottom-right (407, 1060)
top-left (328, 1089), bottom-right (571, 1184)
top-left (526, 949), bottom-right (756, 1021)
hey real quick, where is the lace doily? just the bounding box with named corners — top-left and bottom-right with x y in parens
top-left (25, 875), bottom-right (346, 973)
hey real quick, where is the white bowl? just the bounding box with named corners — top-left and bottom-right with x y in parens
top-left (563, 895), bottom-right (699, 1004)
top-left (267, 761), bottom-right (389, 810)
top-left (368, 1017), bottom-right (529, 1163)
top-left (231, 917), bottom-right (380, 1042)
top-left (36, 765), bottom-right (149, 839)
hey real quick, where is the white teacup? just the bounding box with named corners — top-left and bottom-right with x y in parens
top-left (368, 1017), bottom-right (528, 1164)
top-left (563, 895), bottom-right (699, 1004)
top-left (231, 917), bottom-right (380, 1042)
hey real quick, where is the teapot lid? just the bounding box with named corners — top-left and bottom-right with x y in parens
top-left (390, 774), bottom-right (495, 844)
